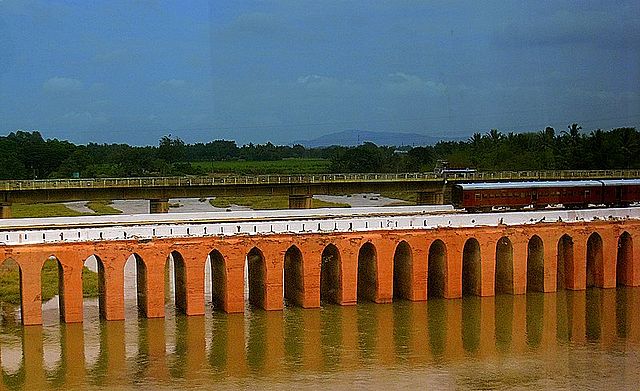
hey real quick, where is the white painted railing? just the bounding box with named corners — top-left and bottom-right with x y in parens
top-left (1, 206), bottom-right (638, 246)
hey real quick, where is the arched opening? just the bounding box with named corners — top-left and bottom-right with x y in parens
top-left (320, 244), bottom-right (341, 304)
top-left (0, 258), bottom-right (22, 325)
top-left (207, 250), bottom-right (226, 310)
top-left (284, 245), bottom-right (304, 307)
top-left (393, 241), bottom-right (412, 300)
top-left (428, 240), bottom-right (447, 298)
top-left (557, 234), bottom-right (574, 290)
top-left (586, 233), bottom-right (603, 288)
top-left (247, 247), bottom-right (266, 309)
top-left (617, 232), bottom-right (633, 286)
top-left (82, 255), bottom-right (105, 320)
top-left (462, 238), bottom-right (481, 296)
top-left (124, 254), bottom-right (146, 317)
top-left (357, 242), bottom-right (377, 302)
top-left (527, 235), bottom-right (545, 292)
top-left (495, 237), bottom-right (514, 294)
top-left (165, 251), bottom-right (187, 313)
top-left (41, 256), bottom-right (62, 322)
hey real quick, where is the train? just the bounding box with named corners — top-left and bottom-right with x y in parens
top-left (451, 179), bottom-right (640, 212)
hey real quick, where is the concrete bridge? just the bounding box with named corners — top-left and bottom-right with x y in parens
top-left (1, 169), bottom-right (639, 217)
top-left (1, 205), bottom-right (639, 325)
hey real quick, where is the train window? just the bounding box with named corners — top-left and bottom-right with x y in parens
top-left (475, 193), bottom-right (481, 200)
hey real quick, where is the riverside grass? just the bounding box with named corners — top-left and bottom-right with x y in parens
top-left (0, 260), bottom-right (99, 305)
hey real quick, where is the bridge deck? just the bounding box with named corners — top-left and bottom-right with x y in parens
top-left (2, 206), bottom-right (638, 246)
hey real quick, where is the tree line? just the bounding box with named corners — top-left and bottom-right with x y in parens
top-left (0, 124), bottom-right (637, 179)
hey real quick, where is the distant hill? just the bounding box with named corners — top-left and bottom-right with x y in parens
top-left (294, 129), bottom-right (440, 147)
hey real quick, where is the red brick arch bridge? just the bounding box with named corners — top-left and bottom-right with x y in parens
top-left (1, 206), bottom-right (638, 325)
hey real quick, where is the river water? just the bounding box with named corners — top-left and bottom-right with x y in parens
top-left (0, 286), bottom-right (638, 390)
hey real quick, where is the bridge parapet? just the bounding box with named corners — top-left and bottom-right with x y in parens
top-left (1, 207), bottom-right (638, 246)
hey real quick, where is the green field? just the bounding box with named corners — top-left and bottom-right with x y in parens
top-left (210, 195), bottom-right (349, 210)
top-left (192, 158), bottom-right (331, 175)
top-left (11, 203), bottom-right (88, 218)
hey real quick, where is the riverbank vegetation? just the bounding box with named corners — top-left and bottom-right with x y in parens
top-left (11, 203), bottom-right (87, 218)
top-left (86, 200), bottom-right (122, 215)
top-left (0, 259), bottom-right (99, 306)
top-left (0, 125), bottom-right (637, 180)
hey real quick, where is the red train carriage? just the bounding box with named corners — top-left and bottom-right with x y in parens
top-left (600, 179), bottom-right (640, 206)
top-left (452, 180), bottom-right (606, 212)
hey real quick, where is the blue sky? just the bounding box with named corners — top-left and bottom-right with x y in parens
top-left (0, 0), bottom-right (638, 145)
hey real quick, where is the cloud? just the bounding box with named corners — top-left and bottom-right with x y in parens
top-left (43, 77), bottom-right (83, 93)
top-left (297, 74), bottom-right (336, 85)
top-left (385, 72), bottom-right (446, 95)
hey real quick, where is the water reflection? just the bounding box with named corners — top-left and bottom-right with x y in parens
top-left (0, 288), bottom-right (638, 389)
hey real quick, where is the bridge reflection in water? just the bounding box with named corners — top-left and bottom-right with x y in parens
top-left (0, 288), bottom-right (638, 389)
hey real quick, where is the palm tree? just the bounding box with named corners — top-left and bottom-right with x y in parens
top-left (486, 129), bottom-right (503, 142)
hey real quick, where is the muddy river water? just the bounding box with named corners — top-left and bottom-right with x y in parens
top-left (0, 284), bottom-right (638, 390)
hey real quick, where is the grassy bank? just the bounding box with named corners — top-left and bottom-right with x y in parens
top-left (86, 200), bottom-right (122, 215)
top-left (11, 203), bottom-right (88, 218)
top-left (210, 195), bottom-right (350, 210)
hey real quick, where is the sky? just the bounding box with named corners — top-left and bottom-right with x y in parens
top-left (0, 0), bottom-right (638, 146)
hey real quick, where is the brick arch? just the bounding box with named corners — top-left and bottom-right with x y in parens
top-left (207, 249), bottom-right (226, 310)
top-left (428, 239), bottom-right (447, 298)
top-left (393, 240), bottom-right (412, 301)
top-left (495, 236), bottom-right (514, 294)
top-left (586, 232), bottom-right (604, 288)
top-left (40, 255), bottom-right (63, 321)
top-left (557, 234), bottom-right (574, 290)
top-left (320, 243), bottom-right (341, 304)
top-left (165, 250), bottom-right (187, 313)
top-left (616, 231), bottom-right (634, 286)
top-left (527, 235), bottom-right (544, 292)
top-left (284, 245), bottom-right (304, 307)
top-left (247, 247), bottom-right (266, 309)
top-left (123, 253), bottom-right (147, 317)
top-left (0, 257), bottom-right (22, 324)
top-left (82, 254), bottom-right (106, 319)
top-left (462, 238), bottom-right (481, 296)
top-left (357, 241), bottom-right (378, 302)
